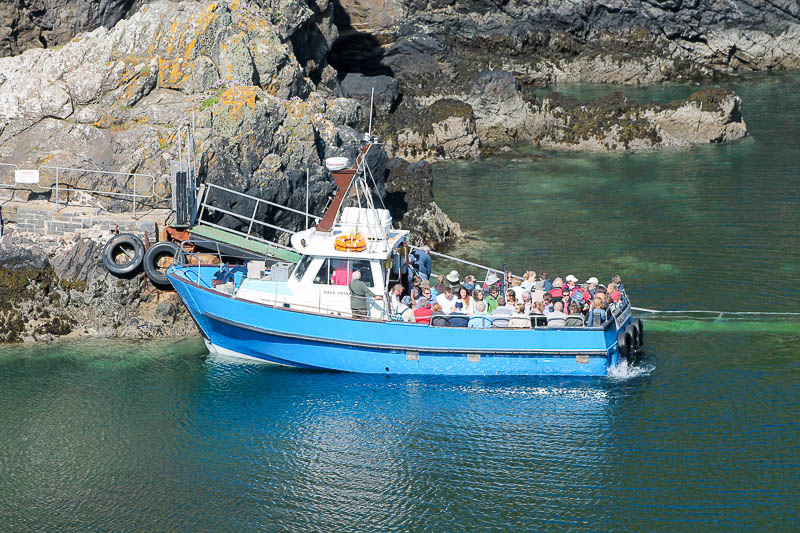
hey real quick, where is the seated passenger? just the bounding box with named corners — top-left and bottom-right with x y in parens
top-left (531, 301), bottom-right (544, 315)
top-left (414, 298), bottom-right (433, 325)
top-left (430, 303), bottom-right (448, 327)
top-left (392, 295), bottom-right (415, 322)
top-left (482, 271), bottom-right (500, 292)
top-left (538, 271), bottom-right (553, 292)
top-left (461, 275), bottom-right (476, 292)
top-left (389, 283), bottom-right (404, 312)
top-left (456, 287), bottom-right (473, 316)
top-left (564, 274), bottom-right (579, 292)
top-left (584, 276), bottom-right (599, 298)
top-left (521, 271), bottom-right (537, 294)
top-left (521, 292), bottom-right (533, 314)
top-left (542, 293), bottom-right (554, 314)
top-left (492, 297), bottom-right (512, 318)
top-left (446, 270), bottom-right (461, 292)
top-left (510, 277), bottom-right (525, 302)
top-left (505, 290), bottom-right (517, 310)
top-left (468, 301), bottom-right (492, 329)
top-left (508, 303), bottom-right (531, 328)
top-left (549, 277), bottom-right (564, 302)
top-left (418, 284), bottom-right (433, 309)
top-left (486, 286), bottom-right (500, 313)
top-left (586, 297), bottom-right (607, 327)
top-left (546, 301), bottom-right (568, 327)
top-left (607, 282), bottom-right (621, 303)
top-left (611, 274), bottom-right (624, 292)
top-left (448, 301), bottom-right (469, 327)
top-left (472, 289), bottom-right (486, 314)
top-left (410, 275), bottom-right (422, 301)
top-left (565, 302), bottom-right (585, 327)
top-left (435, 285), bottom-right (457, 314)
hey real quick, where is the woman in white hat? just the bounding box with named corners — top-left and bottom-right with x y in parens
top-left (446, 270), bottom-right (460, 291)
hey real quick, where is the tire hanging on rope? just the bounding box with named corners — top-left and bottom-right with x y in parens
top-left (143, 241), bottom-right (181, 287)
top-left (102, 233), bottom-right (145, 276)
top-left (617, 330), bottom-right (632, 360)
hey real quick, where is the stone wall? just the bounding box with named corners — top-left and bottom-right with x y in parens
top-left (3, 204), bottom-right (159, 242)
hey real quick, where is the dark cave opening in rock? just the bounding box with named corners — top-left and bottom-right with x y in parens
top-left (327, 0), bottom-right (393, 78)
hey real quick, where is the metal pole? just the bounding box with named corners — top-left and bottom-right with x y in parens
top-left (305, 168), bottom-right (309, 230)
top-left (246, 200), bottom-right (258, 239)
top-left (368, 87), bottom-right (374, 139)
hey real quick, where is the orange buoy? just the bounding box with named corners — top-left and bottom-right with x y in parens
top-left (334, 234), bottom-right (367, 252)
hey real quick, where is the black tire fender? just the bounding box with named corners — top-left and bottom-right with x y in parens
top-left (632, 318), bottom-right (644, 347)
top-left (143, 241), bottom-right (181, 287)
top-left (625, 324), bottom-right (637, 350)
top-left (617, 330), bottom-right (632, 360)
top-left (102, 233), bottom-right (144, 276)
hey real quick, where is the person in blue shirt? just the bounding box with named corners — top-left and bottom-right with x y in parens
top-left (411, 246), bottom-right (432, 280)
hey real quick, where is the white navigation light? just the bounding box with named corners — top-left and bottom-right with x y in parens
top-left (325, 157), bottom-right (349, 171)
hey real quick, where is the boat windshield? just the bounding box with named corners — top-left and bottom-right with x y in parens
top-left (293, 255), bottom-right (313, 281)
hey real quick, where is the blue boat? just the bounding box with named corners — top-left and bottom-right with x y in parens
top-left (167, 145), bottom-right (641, 376)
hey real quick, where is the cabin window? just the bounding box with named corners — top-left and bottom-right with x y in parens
top-left (293, 255), bottom-right (313, 281)
top-left (312, 258), bottom-right (374, 287)
top-left (352, 260), bottom-right (374, 287)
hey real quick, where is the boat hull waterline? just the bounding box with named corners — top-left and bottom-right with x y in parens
top-left (169, 266), bottom-right (628, 376)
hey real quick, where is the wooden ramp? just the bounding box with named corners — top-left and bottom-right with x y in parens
top-left (189, 224), bottom-right (301, 263)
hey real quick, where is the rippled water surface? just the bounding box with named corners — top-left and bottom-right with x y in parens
top-left (1, 73), bottom-right (799, 531)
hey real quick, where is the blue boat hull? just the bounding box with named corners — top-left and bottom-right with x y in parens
top-left (168, 266), bottom-right (627, 376)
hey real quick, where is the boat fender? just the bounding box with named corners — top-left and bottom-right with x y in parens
top-left (625, 324), bottom-right (638, 351)
top-left (632, 318), bottom-right (644, 347)
top-left (334, 234), bottom-right (367, 252)
top-left (102, 233), bottom-right (145, 276)
top-left (143, 241), bottom-right (181, 287)
top-left (617, 330), bottom-right (632, 360)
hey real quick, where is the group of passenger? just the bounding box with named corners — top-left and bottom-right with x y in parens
top-left (390, 260), bottom-right (627, 328)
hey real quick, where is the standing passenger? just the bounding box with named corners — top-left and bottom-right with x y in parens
top-left (349, 271), bottom-right (380, 318)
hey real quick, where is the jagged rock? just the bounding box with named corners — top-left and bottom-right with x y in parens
top-left (384, 158), bottom-right (461, 246)
top-left (0, 232), bottom-right (196, 343)
top-left (340, 72), bottom-right (399, 127)
top-left (334, 1), bottom-right (800, 87)
top-left (380, 71), bottom-right (747, 156)
top-left (0, 1), bottom-right (452, 245)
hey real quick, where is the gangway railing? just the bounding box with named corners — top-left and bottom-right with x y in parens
top-left (196, 182), bottom-right (321, 253)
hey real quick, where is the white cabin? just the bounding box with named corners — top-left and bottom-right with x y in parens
top-left (234, 207), bottom-right (409, 318)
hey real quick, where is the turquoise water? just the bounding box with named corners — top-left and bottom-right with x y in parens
top-left (1, 73), bottom-right (800, 531)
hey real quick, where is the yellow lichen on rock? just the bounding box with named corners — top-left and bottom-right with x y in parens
top-left (157, 57), bottom-right (190, 89)
top-left (221, 86), bottom-right (258, 115)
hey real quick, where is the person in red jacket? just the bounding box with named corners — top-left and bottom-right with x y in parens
top-left (414, 298), bottom-right (433, 325)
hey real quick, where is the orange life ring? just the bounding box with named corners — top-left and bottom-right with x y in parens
top-left (334, 234), bottom-right (367, 252)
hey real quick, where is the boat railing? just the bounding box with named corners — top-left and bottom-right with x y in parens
top-left (195, 182), bottom-right (320, 252)
top-left (406, 243), bottom-right (518, 284)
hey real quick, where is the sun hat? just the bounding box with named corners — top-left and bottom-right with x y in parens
top-left (484, 272), bottom-right (500, 285)
top-left (421, 279), bottom-right (431, 288)
top-left (401, 295), bottom-right (412, 306)
top-left (585, 276), bottom-right (599, 284)
top-left (446, 270), bottom-right (460, 283)
top-left (565, 274), bottom-right (578, 283)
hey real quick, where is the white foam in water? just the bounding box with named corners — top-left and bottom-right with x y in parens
top-left (607, 360), bottom-right (655, 379)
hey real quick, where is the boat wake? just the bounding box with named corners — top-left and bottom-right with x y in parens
top-left (606, 359), bottom-right (654, 380)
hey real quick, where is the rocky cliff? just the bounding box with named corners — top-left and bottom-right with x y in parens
top-left (0, 0), bottom-right (460, 243)
top-left (336, 0), bottom-right (800, 87)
